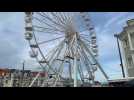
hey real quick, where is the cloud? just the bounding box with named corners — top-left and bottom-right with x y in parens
top-left (104, 12), bottom-right (129, 29)
top-left (0, 12), bottom-right (26, 68)
top-left (94, 12), bottom-right (134, 80)
top-left (116, 14), bottom-right (134, 26)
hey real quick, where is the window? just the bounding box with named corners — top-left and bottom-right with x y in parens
top-left (124, 39), bottom-right (128, 47)
top-left (127, 56), bottom-right (134, 68)
top-left (130, 33), bottom-right (134, 49)
top-left (5, 80), bottom-right (8, 84)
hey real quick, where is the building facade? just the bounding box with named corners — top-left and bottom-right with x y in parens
top-left (0, 68), bottom-right (48, 87)
top-left (119, 19), bottom-right (134, 77)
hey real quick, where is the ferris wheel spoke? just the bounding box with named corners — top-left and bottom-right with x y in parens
top-left (34, 30), bottom-right (64, 36)
top-left (77, 43), bottom-right (92, 80)
top-left (74, 49), bottom-right (84, 82)
top-left (53, 12), bottom-right (69, 25)
top-left (38, 36), bottom-right (64, 45)
top-left (59, 12), bottom-right (72, 24)
top-left (80, 36), bottom-right (91, 43)
top-left (28, 40), bottom-right (48, 72)
top-left (44, 40), bottom-right (65, 72)
top-left (79, 41), bottom-right (96, 77)
top-left (68, 59), bottom-right (72, 79)
top-left (80, 36), bottom-right (91, 44)
top-left (48, 46), bottom-right (64, 72)
top-left (37, 12), bottom-right (66, 30)
top-left (52, 60), bottom-right (65, 87)
top-left (79, 41), bottom-right (95, 68)
top-left (51, 42), bottom-right (68, 86)
top-left (37, 12), bottom-right (62, 26)
top-left (37, 41), bottom-right (65, 84)
top-left (80, 35), bottom-right (90, 40)
top-left (44, 41), bottom-right (65, 60)
top-left (50, 12), bottom-right (68, 26)
top-left (39, 46), bottom-right (63, 82)
top-left (53, 12), bottom-right (70, 26)
top-left (44, 40), bottom-right (67, 82)
top-left (32, 38), bottom-right (64, 69)
top-left (80, 34), bottom-right (90, 37)
top-left (34, 26), bottom-right (64, 36)
top-left (33, 25), bottom-right (65, 33)
top-left (41, 12), bottom-right (66, 25)
top-left (49, 41), bottom-right (65, 64)
top-left (77, 61), bottom-right (85, 83)
top-left (32, 32), bottom-right (48, 64)
top-left (65, 45), bottom-right (74, 81)
top-left (33, 16), bottom-right (64, 33)
top-left (79, 39), bottom-right (109, 80)
top-left (30, 32), bottom-right (63, 75)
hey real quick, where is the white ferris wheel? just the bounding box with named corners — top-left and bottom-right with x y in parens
top-left (24, 12), bottom-right (108, 87)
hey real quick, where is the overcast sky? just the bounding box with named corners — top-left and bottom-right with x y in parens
top-left (0, 12), bottom-right (134, 81)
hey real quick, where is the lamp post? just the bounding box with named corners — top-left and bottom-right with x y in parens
top-left (114, 34), bottom-right (125, 78)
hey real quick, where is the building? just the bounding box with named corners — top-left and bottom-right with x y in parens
top-left (0, 68), bottom-right (68, 87)
top-left (0, 69), bottom-right (10, 76)
top-left (108, 77), bottom-right (134, 87)
top-left (119, 19), bottom-right (134, 77)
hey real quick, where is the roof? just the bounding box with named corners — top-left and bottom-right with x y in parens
top-left (108, 77), bottom-right (134, 83)
top-left (31, 72), bottom-right (48, 77)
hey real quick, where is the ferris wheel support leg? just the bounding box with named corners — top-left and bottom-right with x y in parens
top-left (74, 53), bottom-right (77, 87)
top-left (69, 61), bottom-right (72, 79)
top-left (74, 34), bottom-right (78, 87)
top-left (29, 72), bottom-right (40, 87)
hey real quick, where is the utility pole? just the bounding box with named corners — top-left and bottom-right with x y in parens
top-left (20, 60), bottom-right (25, 87)
top-left (114, 34), bottom-right (125, 78)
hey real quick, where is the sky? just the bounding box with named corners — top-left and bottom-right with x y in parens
top-left (0, 12), bottom-right (134, 81)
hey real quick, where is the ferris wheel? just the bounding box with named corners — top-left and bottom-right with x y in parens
top-left (24, 12), bottom-right (108, 87)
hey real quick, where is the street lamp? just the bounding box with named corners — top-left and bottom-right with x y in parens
top-left (114, 34), bottom-right (125, 78)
